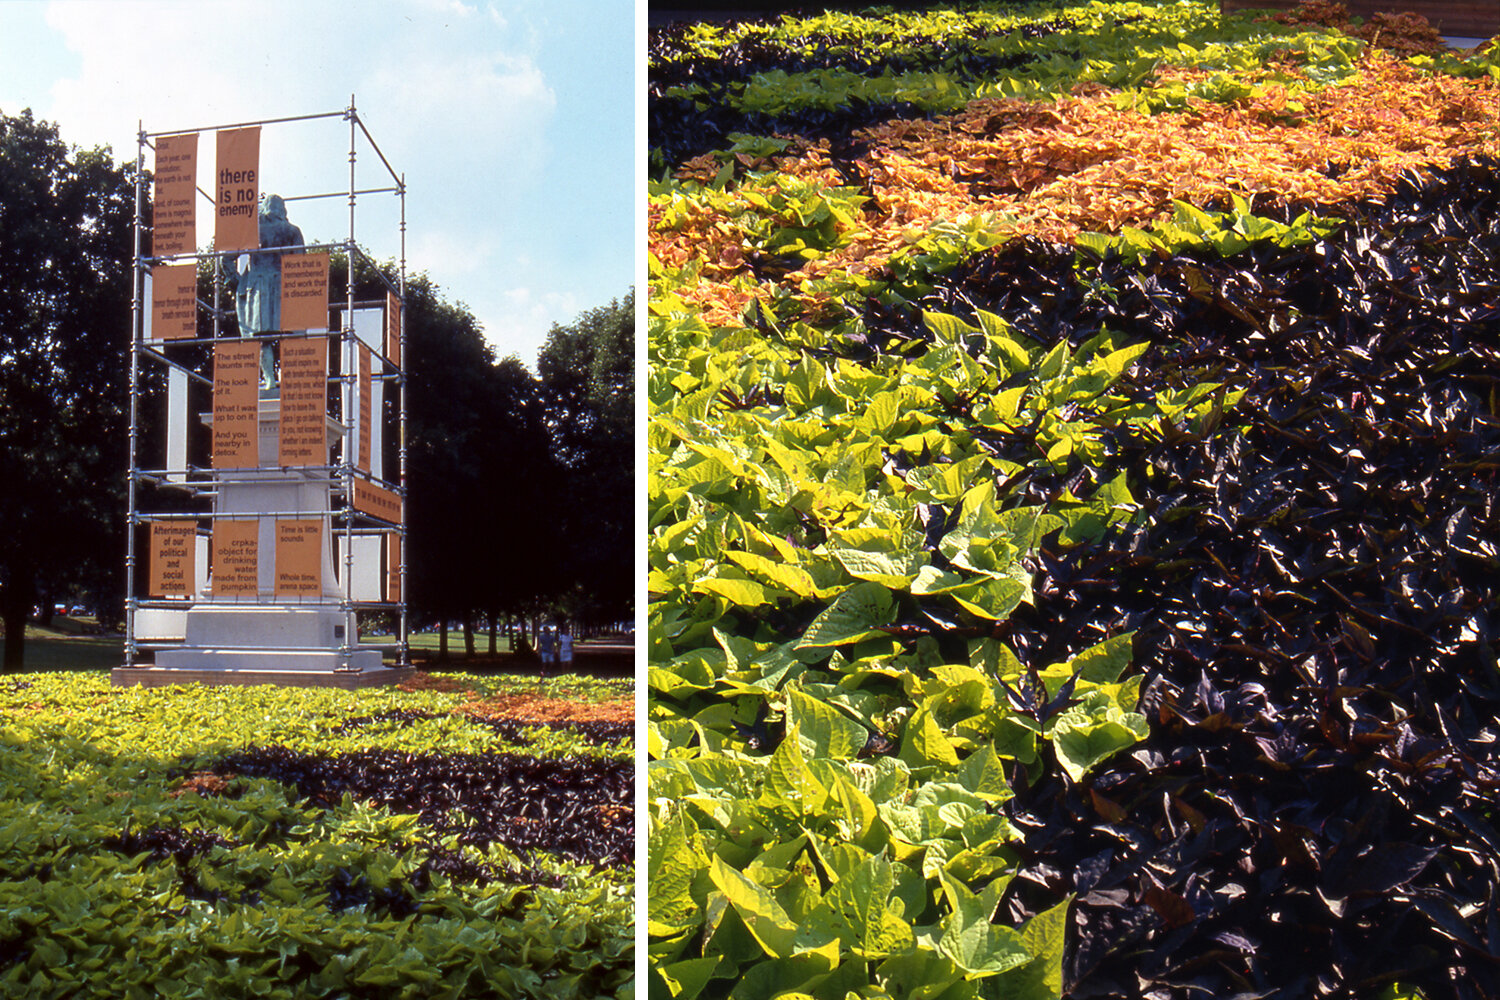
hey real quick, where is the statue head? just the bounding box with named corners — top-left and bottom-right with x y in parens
top-left (260, 194), bottom-right (288, 221)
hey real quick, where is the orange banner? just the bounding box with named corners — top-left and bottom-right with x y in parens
top-left (274, 519), bottom-right (323, 597)
top-left (280, 252), bottom-right (329, 331)
top-left (385, 291), bottom-right (402, 368)
top-left (212, 341), bottom-right (260, 469)
top-left (152, 133), bottom-right (197, 256)
top-left (278, 336), bottom-right (328, 467)
top-left (150, 263), bottom-right (197, 341)
top-left (149, 522), bottom-right (196, 597)
top-left (214, 127), bottom-right (259, 252)
top-left (357, 345), bottom-right (373, 472)
top-left (352, 478), bottom-right (402, 523)
top-left (211, 519), bottom-right (259, 597)
top-left (386, 533), bottom-right (401, 603)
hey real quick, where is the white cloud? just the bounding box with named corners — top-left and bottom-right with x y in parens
top-left (412, 0), bottom-right (480, 16)
top-left (406, 229), bottom-right (497, 283)
top-left (488, 285), bottom-right (583, 365)
top-left (17, 0), bottom-right (626, 376)
top-left (363, 50), bottom-right (555, 183)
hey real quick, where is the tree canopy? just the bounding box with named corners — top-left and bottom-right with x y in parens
top-left (0, 109), bottom-right (135, 668)
top-left (337, 256), bottom-right (634, 642)
top-left (537, 292), bottom-right (635, 626)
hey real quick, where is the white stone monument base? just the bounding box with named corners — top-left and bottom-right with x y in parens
top-left (123, 397), bottom-right (407, 688)
top-left (153, 606), bottom-right (382, 672)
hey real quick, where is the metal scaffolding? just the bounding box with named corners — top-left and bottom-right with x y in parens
top-left (125, 98), bottom-right (409, 673)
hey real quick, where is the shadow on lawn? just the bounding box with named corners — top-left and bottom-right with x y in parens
top-left (407, 638), bottom-right (635, 680)
top-left (9, 628), bottom-right (123, 672)
top-left (5, 620), bottom-right (634, 681)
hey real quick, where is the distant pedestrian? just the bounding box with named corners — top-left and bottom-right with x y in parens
top-left (539, 627), bottom-right (556, 671)
top-left (559, 629), bottom-right (574, 671)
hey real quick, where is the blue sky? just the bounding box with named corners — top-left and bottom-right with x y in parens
top-left (0, 0), bottom-right (635, 370)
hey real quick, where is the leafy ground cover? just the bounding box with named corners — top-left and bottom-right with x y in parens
top-left (649, 2), bottom-right (1500, 998)
top-left (650, 2), bottom-right (1500, 326)
top-left (0, 672), bottom-right (633, 999)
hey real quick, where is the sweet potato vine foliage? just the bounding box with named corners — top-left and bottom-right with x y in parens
top-left (0, 673), bottom-right (632, 1000)
top-left (648, 3), bottom-right (1500, 1000)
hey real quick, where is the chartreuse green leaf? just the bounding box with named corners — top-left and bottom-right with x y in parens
top-left (725, 550), bottom-right (822, 599)
top-left (949, 576), bottom-right (1028, 622)
top-left (786, 688), bottom-right (868, 760)
top-left (955, 745), bottom-right (1013, 804)
top-left (796, 853), bottom-right (915, 959)
top-left (1068, 633), bottom-right (1135, 683)
top-left (763, 723), bottom-right (831, 818)
top-left (923, 310), bottom-right (981, 348)
top-left (651, 825), bottom-right (705, 937)
top-left (937, 870), bottom-right (1032, 975)
top-left (910, 564), bottom-right (969, 596)
top-left (900, 705), bottom-right (960, 769)
top-left (830, 544), bottom-right (928, 590)
top-left (1046, 690), bottom-right (1151, 783)
top-left (697, 572), bottom-right (783, 607)
top-left (1009, 898), bottom-right (1071, 997)
top-left (796, 583), bottom-right (896, 649)
top-left (1038, 632), bottom-right (1135, 698)
top-left (650, 650), bottom-right (720, 701)
top-left (969, 637), bottom-right (1026, 679)
top-left (709, 855), bottom-right (799, 959)
top-left (1376, 985), bottom-right (1427, 1000)
top-left (655, 956), bottom-right (722, 1000)
top-left (822, 766), bottom-right (880, 842)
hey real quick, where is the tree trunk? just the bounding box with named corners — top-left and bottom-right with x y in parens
top-left (462, 612), bottom-right (475, 658)
top-left (488, 612), bottom-right (498, 656)
top-left (438, 620), bottom-right (449, 661)
top-left (1, 568), bottom-right (35, 671)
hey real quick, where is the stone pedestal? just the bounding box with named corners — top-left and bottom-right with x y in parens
top-left (153, 606), bottom-right (381, 673)
top-left (141, 397), bottom-right (382, 676)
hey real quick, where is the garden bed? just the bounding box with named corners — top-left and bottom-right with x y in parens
top-left (648, 2), bottom-right (1500, 998)
top-left (0, 672), bottom-right (633, 999)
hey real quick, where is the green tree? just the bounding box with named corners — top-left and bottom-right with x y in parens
top-left (0, 110), bottom-right (135, 669)
top-left (538, 290), bottom-right (634, 629)
top-left (330, 255), bottom-right (560, 658)
top-left (401, 275), bottom-right (555, 656)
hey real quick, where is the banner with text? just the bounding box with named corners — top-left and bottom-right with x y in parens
top-left (214, 127), bottom-right (260, 252)
top-left (278, 336), bottom-right (328, 466)
top-left (275, 519), bottom-right (323, 597)
top-left (357, 345), bottom-right (373, 472)
top-left (352, 478), bottom-right (402, 523)
top-left (280, 252), bottom-right (330, 332)
top-left (211, 519), bottom-right (259, 597)
top-left (385, 291), bottom-right (402, 368)
top-left (150, 263), bottom-right (197, 341)
top-left (387, 533), bottom-right (401, 603)
top-left (152, 133), bottom-right (197, 256)
top-left (149, 522), bottom-right (196, 597)
top-left (212, 341), bottom-right (260, 469)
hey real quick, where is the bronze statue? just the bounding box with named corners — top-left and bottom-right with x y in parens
top-left (229, 194), bottom-right (303, 390)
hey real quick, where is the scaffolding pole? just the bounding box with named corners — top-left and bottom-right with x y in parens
top-left (125, 98), bottom-right (408, 678)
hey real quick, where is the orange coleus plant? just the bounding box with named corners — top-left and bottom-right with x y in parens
top-left (650, 50), bottom-right (1500, 325)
